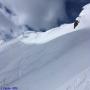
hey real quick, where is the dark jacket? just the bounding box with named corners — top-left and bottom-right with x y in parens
top-left (74, 20), bottom-right (79, 29)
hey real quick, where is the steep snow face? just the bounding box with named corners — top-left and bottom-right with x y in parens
top-left (0, 4), bottom-right (90, 90)
top-left (0, 29), bottom-right (90, 90)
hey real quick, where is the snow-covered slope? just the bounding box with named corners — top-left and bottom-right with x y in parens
top-left (0, 3), bottom-right (90, 90)
top-left (57, 67), bottom-right (90, 90)
top-left (1, 28), bottom-right (90, 89)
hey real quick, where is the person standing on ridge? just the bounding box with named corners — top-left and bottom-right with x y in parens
top-left (74, 20), bottom-right (79, 29)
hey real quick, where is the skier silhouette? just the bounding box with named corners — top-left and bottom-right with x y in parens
top-left (74, 20), bottom-right (79, 29)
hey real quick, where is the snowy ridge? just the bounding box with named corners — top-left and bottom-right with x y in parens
top-left (0, 28), bottom-right (90, 89)
top-left (20, 23), bottom-right (75, 44)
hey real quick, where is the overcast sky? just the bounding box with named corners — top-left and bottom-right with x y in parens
top-left (0, 0), bottom-right (90, 31)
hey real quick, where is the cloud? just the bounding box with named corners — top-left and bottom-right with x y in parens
top-left (0, 0), bottom-right (67, 31)
top-left (0, 0), bottom-right (90, 31)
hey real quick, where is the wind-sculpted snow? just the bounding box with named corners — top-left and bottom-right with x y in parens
top-left (0, 28), bottom-right (90, 89)
top-left (20, 23), bottom-right (74, 44)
